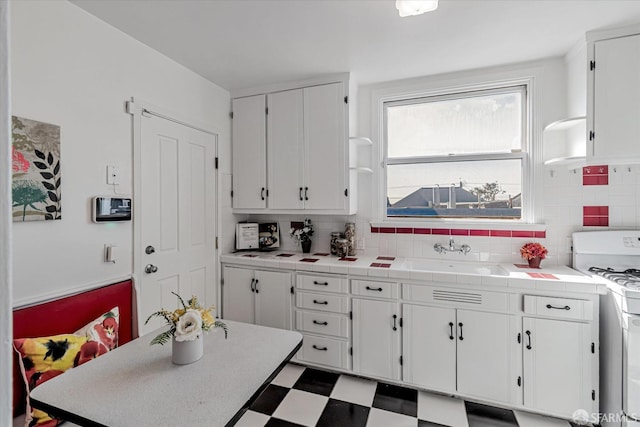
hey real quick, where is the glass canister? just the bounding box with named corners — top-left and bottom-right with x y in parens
top-left (336, 238), bottom-right (349, 258)
top-left (330, 232), bottom-right (343, 256)
top-left (345, 223), bottom-right (356, 256)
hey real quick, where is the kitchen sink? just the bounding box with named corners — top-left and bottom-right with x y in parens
top-left (404, 259), bottom-right (508, 276)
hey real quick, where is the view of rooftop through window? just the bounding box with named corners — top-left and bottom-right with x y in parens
top-left (385, 87), bottom-right (525, 219)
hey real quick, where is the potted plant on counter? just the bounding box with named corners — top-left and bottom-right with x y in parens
top-left (520, 242), bottom-right (548, 268)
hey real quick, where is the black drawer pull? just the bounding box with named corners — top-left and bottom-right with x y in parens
top-left (313, 299), bottom-right (328, 305)
top-left (366, 286), bottom-right (383, 292)
top-left (392, 314), bottom-right (398, 331)
top-left (458, 322), bottom-right (464, 341)
top-left (546, 304), bottom-right (571, 311)
top-left (449, 322), bottom-right (454, 340)
top-left (525, 330), bottom-right (532, 350)
top-left (313, 281), bottom-right (329, 286)
top-left (313, 320), bottom-right (328, 326)
top-left (312, 345), bottom-right (328, 351)
top-left (299, 187), bottom-right (303, 201)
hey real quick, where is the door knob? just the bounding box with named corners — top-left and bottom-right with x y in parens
top-left (145, 245), bottom-right (155, 255)
top-left (145, 264), bottom-right (158, 274)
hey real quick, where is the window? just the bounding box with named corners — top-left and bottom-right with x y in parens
top-left (384, 86), bottom-right (527, 220)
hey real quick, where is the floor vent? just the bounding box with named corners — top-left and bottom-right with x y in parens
top-left (432, 290), bottom-right (482, 304)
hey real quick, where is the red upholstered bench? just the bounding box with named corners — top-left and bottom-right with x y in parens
top-left (12, 280), bottom-right (134, 420)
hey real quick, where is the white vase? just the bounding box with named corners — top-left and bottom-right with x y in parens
top-left (172, 336), bottom-right (204, 365)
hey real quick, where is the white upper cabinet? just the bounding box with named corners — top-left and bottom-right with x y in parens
top-left (232, 95), bottom-right (266, 209)
top-left (588, 28), bottom-right (640, 163)
top-left (232, 78), bottom-right (353, 214)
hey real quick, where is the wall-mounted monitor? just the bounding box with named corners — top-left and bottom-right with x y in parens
top-left (92, 197), bottom-right (132, 223)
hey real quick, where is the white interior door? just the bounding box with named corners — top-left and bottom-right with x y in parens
top-left (138, 113), bottom-right (217, 335)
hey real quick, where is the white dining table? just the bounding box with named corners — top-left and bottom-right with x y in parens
top-left (29, 320), bottom-right (303, 427)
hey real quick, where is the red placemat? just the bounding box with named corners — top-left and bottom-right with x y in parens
top-left (527, 272), bottom-right (559, 280)
top-left (515, 263), bottom-right (538, 269)
top-left (313, 253), bottom-right (330, 256)
top-left (377, 256), bottom-right (396, 261)
top-left (339, 257), bottom-right (358, 262)
top-left (276, 253), bottom-right (295, 257)
top-left (300, 258), bottom-right (319, 263)
top-left (242, 254), bottom-right (259, 257)
top-left (370, 263), bottom-right (391, 268)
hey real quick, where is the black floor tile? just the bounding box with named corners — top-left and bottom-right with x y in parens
top-left (372, 382), bottom-right (418, 417)
top-left (418, 421), bottom-right (450, 427)
top-left (316, 398), bottom-right (370, 427)
top-left (292, 367), bottom-right (340, 396)
top-left (265, 418), bottom-right (305, 427)
top-left (249, 384), bottom-right (290, 416)
top-left (465, 401), bottom-right (518, 427)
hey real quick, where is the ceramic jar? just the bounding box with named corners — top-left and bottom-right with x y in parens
top-left (336, 238), bottom-right (349, 258)
top-left (330, 232), bottom-right (343, 256)
top-left (345, 223), bottom-right (356, 256)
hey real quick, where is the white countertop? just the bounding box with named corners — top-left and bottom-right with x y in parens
top-left (221, 251), bottom-right (607, 294)
top-left (30, 321), bottom-right (302, 427)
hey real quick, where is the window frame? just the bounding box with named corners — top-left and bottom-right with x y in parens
top-left (371, 70), bottom-right (542, 226)
top-left (384, 85), bottom-right (528, 220)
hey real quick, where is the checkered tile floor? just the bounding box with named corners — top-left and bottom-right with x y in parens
top-left (234, 364), bottom-right (583, 427)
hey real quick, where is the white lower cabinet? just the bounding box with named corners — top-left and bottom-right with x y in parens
top-left (402, 304), bottom-right (519, 404)
top-left (523, 316), bottom-right (594, 417)
top-left (222, 266), bottom-right (292, 330)
top-left (352, 298), bottom-right (401, 381)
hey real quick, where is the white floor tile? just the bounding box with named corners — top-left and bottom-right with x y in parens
top-left (271, 363), bottom-right (306, 388)
top-left (417, 391), bottom-right (469, 427)
top-left (366, 407), bottom-right (418, 427)
top-left (271, 389), bottom-right (329, 427)
top-left (330, 375), bottom-right (378, 407)
top-left (234, 410), bottom-right (270, 427)
top-left (513, 410), bottom-right (572, 427)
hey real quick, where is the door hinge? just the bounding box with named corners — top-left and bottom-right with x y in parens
top-left (265, 107), bottom-right (269, 115)
top-left (589, 130), bottom-right (595, 141)
top-left (290, 286), bottom-right (294, 295)
top-left (266, 189), bottom-right (269, 197)
top-left (231, 190), bottom-right (234, 198)
top-left (215, 237), bottom-right (219, 250)
top-left (399, 318), bottom-right (403, 328)
top-left (215, 157), bottom-right (219, 169)
top-left (230, 111), bottom-right (234, 119)
top-left (221, 277), bottom-right (224, 286)
top-left (125, 100), bottom-right (135, 115)
top-left (590, 60), bottom-right (596, 71)
top-left (344, 96), bottom-right (348, 104)
top-left (349, 311), bottom-right (352, 320)
top-left (349, 347), bottom-right (353, 356)
top-left (399, 355), bottom-right (403, 366)
top-left (517, 333), bottom-right (521, 344)
top-left (344, 188), bottom-right (348, 197)
top-left (517, 376), bottom-right (522, 387)
top-left (592, 342), bottom-right (595, 354)
top-left (592, 390), bottom-right (596, 401)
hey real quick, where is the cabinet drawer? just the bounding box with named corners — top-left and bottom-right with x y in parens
top-left (524, 295), bottom-right (592, 321)
top-left (297, 274), bottom-right (348, 294)
top-left (403, 284), bottom-right (508, 311)
top-left (295, 310), bottom-right (349, 338)
top-left (297, 334), bottom-right (350, 369)
top-left (296, 291), bottom-right (349, 314)
top-left (352, 279), bottom-right (398, 299)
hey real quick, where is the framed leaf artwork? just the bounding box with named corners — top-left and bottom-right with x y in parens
top-left (12, 116), bottom-right (62, 222)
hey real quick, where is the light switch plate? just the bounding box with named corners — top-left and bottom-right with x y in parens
top-left (107, 165), bottom-right (120, 185)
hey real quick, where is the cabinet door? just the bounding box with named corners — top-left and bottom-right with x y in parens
top-left (303, 83), bottom-right (347, 211)
top-left (267, 89), bottom-right (304, 209)
top-left (457, 310), bottom-right (515, 404)
top-left (523, 317), bottom-right (592, 417)
top-left (352, 298), bottom-right (401, 380)
top-left (232, 95), bottom-right (266, 209)
top-left (593, 34), bottom-right (640, 159)
top-left (254, 270), bottom-right (292, 330)
top-left (222, 266), bottom-right (255, 324)
top-left (402, 304), bottom-right (456, 393)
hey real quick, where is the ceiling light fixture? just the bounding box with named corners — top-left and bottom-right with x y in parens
top-left (395, 0), bottom-right (439, 17)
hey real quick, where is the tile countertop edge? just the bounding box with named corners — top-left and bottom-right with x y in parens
top-left (220, 252), bottom-right (607, 294)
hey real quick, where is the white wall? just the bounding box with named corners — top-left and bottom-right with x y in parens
top-left (1, 0), bottom-right (13, 422)
top-left (11, 0), bottom-right (230, 306)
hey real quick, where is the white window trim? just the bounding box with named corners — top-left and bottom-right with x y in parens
top-left (370, 65), bottom-right (544, 226)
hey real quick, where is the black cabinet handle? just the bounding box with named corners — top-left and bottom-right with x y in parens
top-left (449, 322), bottom-right (454, 340)
top-left (546, 304), bottom-right (571, 311)
top-left (312, 345), bottom-right (328, 351)
top-left (366, 286), bottom-right (383, 292)
top-left (299, 187), bottom-right (303, 201)
top-left (254, 279), bottom-right (259, 294)
top-left (458, 322), bottom-right (464, 340)
top-left (250, 278), bottom-right (255, 293)
top-left (313, 320), bottom-right (328, 326)
top-left (313, 281), bottom-right (328, 286)
top-left (261, 187), bottom-right (265, 200)
top-left (525, 330), bottom-right (532, 350)
top-left (304, 187), bottom-right (309, 201)
top-left (517, 376), bottom-right (522, 387)
top-left (392, 314), bottom-right (398, 331)
top-left (313, 299), bottom-right (328, 305)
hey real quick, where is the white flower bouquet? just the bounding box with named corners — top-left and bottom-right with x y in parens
top-left (289, 218), bottom-right (314, 243)
top-left (145, 292), bottom-right (228, 345)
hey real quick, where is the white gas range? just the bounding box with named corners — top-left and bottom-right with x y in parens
top-left (573, 231), bottom-right (640, 427)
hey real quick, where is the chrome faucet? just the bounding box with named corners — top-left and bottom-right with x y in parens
top-left (434, 237), bottom-right (471, 255)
